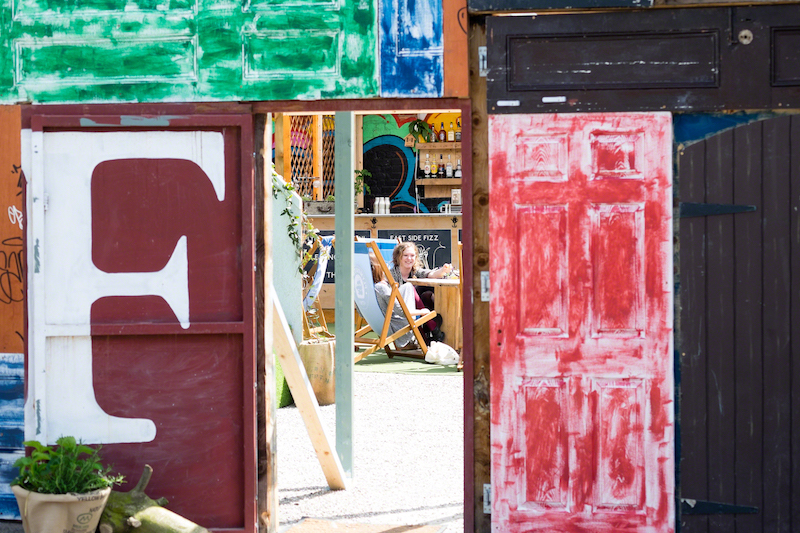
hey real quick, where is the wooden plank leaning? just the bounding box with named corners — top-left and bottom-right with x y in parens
top-left (270, 286), bottom-right (347, 490)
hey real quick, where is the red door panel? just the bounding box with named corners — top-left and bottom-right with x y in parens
top-left (489, 113), bottom-right (674, 532)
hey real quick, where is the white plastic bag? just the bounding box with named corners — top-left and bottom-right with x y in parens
top-left (424, 341), bottom-right (460, 365)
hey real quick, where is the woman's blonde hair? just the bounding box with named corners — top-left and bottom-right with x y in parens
top-left (368, 250), bottom-right (383, 283)
top-left (392, 241), bottom-right (420, 273)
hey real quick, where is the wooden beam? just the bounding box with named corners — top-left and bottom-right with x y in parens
top-left (443, 0), bottom-right (469, 97)
top-left (255, 114), bottom-right (277, 533)
top-left (469, 17), bottom-right (492, 533)
top-left (274, 114), bottom-right (292, 183)
top-left (271, 287), bottom-right (347, 491)
top-left (0, 106), bottom-right (23, 354)
top-left (334, 111), bottom-right (355, 478)
top-left (313, 115), bottom-right (323, 200)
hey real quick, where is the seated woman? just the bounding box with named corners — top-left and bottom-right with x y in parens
top-left (389, 241), bottom-right (452, 342)
top-left (369, 250), bottom-right (430, 350)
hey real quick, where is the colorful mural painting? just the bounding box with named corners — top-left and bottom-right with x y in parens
top-left (361, 112), bottom-right (461, 213)
top-left (0, 1), bottom-right (378, 103)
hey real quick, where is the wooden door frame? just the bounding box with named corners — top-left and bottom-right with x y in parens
top-left (475, 4), bottom-right (800, 532)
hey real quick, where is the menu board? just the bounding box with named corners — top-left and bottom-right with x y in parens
top-left (377, 229), bottom-right (452, 269)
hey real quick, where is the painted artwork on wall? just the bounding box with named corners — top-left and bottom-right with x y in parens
top-left (0, 1), bottom-right (378, 103)
top-left (362, 113), bottom-right (462, 213)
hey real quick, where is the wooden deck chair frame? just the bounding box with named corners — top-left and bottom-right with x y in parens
top-left (353, 240), bottom-right (437, 362)
top-left (302, 235), bottom-right (335, 339)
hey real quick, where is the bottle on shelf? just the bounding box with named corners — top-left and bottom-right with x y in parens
top-left (424, 153), bottom-right (431, 178)
top-left (438, 155), bottom-right (445, 178)
top-left (454, 159), bottom-right (462, 178)
top-left (445, 154), bottom-right (453, 178)
top-left (430, 156), bottom-right (438, 177)
top-left (429, 123), bottom-right (437, 142)
top-left (438, 122), bottom-right (446, 142)
top-left (455, 118), bottom-right (462, 142)
top-left (447, 121), bottom-right (455, 142)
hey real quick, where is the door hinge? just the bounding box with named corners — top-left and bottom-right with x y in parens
top-left (679, 202), bottom-right (756, 218)
top-left (483, 484), bottom-right (491, 514)
top-left (681, 499), bottom-right (758, 515)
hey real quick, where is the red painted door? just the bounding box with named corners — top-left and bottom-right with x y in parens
top-left (489, 113), bottom-right (674, 532)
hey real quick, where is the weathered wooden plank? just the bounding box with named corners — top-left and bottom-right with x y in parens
top-left (1, 2), bottom-right (378, 103)
top-left (704, 130), bottom-right (736, 533)
top-left (468, 18), bottom-right (490, 533)
top-left (791, 115), bottom-right (800, 533)
top-left (380, 0), bottom-right (443, 97)
top-left (0, 106), bottom-right (23, 354)
top-left (678, 138), bottom-right (709, 533)
top-left (732, 119), bottom-right (764, 533)
top-left (255, 114), bottom-right (277, 533)
top-left (443, 0), bottom-right (468, 97)
top-left (761, 116), bottom-right (792, 533)
top-left (271, 287), bottom-right (346, 491)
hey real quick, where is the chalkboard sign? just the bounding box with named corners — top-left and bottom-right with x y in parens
top-left (313, 230), bottom-right (371, 284)
top-left (377, 229), bottom-right (451, 269)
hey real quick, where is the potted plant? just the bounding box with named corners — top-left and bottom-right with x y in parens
top-left (11, 436), bottom-right (124, 533)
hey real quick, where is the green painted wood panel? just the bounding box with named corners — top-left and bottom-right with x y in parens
top-left (0, 0), bottom-right (377, 103)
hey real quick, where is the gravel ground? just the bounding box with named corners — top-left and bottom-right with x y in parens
top-left (277, 371), bottom-right (464, 532)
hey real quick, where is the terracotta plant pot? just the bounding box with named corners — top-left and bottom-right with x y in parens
top-left (12, 485), bottom-right (111, 533)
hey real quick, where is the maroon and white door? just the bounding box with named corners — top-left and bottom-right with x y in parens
top-left (489, 113), bottom-right (674, 532)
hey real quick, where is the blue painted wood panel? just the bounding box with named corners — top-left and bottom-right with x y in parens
top-left (380, 0), bottom-right (443, 97)
top-left (0, 0), bottom-right (378, 103)
top-left (0, 353), bottom-right (24, 520)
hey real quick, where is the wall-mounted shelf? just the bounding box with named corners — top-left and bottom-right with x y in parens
top-left (416, 177), bottom-right (462, 186)
top-left (415, 142), bottom-right (461, 150)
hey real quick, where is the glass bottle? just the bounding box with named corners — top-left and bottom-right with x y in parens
top-left (424, 153), bottom-right (431, 178)
top-left (447, 121), bottom-right (455, 142)
top-left (445, 154), bottom-right (453, 178)
top-left (438, 155), bottom-right (445, 178)
top-left (429, 123), bottom-right (437, 142)
top-left (454, 159), bottom-right (462, 178)
top-left (438, 122), bottom-right (446, 142)
top-left (455, 118), bottom-right (462, 142)
top-left (430, 156), bottom-right (438, 177)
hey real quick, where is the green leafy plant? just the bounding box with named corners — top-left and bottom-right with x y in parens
top-left (408, 119), bottom-right (433, 143)
top-left (12, 436), bottom-right (125, 494)
top-left (272, 168), bottom-right (321, 274)
top-left (354, 169), bottom-right (372, 196)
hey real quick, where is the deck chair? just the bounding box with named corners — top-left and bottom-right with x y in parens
top-left (353, 240), bottom-right (437, 362)
top-left (302, 235), bottom-right (335, 338)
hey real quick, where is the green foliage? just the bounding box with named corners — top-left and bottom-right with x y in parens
top-left (12, 436), bottom-right (125, 494)
top-left (272, 169), bottom-right (321, 274)
top-left (408, 119), bottom-right (434, 143)
top-left (354, 169), bottom-right (372, 196)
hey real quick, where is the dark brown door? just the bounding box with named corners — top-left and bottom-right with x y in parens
top-left (679, 114), bottom-right (800, 533)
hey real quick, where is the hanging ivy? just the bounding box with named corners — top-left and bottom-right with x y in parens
top-left (272, 168), bottom-right (321, 275)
